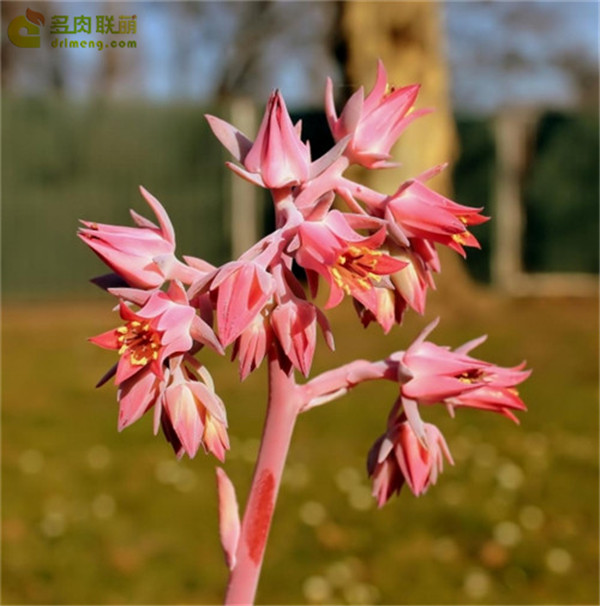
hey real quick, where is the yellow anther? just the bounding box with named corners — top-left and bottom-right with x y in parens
top-left (452, 232), bottom-right (469, 245)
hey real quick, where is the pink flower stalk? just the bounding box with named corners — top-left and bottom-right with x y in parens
top-left (325, 59), bottom-right (429, 169)
top-left (368, 419), bottom-right (453, 504)
top-left (295, 210), bottom-right (406, 316)
top-left (79, 60), bottom-right (531, 606)
top-left (399, 320), bottom-right (530, 422)
top-left (78, 186), bottom-right (176, 289)
top-left (206, 91), bottom-right (310, 190)
top-left (384, 180), bottom-right (489, 256)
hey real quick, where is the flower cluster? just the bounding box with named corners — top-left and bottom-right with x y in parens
top-left (80, 61), bottom-right (528, 509)
top-left (367, 319), bottom-right (529, 503)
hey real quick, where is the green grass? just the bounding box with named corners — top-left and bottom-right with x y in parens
top-left (2, 287), bottom-right (598, 605)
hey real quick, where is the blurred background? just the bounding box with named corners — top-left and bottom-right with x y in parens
top-left (2, 1), bottom-right (598, 604)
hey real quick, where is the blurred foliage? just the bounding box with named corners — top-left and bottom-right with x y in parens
top-left (453, 112), bottom-right (599, 282)
top-left (2, 96), bottom-right (229, 299)
top-left (2, 293), bottom-right (598, 605)
top-left (524, 112), bottom-right (600, 274)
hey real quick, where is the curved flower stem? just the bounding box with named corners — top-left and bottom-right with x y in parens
top-left (224, 346), bottom-right (301, 606)
top-left (300, 358), bottom-right (399, 412)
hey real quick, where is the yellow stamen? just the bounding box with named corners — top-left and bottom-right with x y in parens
top-left (452, 231), bottom-right (470, 245)
top-left (116, 319), bottom-right (161, 367)
top-left (332, 246), bottom-right (386, 294)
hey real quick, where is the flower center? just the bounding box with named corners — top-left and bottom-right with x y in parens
top-left (331, 245), bottom-right (383, 294)
top-left (117, 320), bottom-right (161, 366)
top-left (458, 369), bottom-right (485, 384)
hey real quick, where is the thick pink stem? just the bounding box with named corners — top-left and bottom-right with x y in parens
top-left (301, 358), bottom-right (399, 411)
top-left (224, 348), bottom-right (300, 606)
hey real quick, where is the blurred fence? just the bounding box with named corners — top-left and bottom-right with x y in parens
top-left (2, 97), bottom-right (598, 298)
top-left (453, 111), bottom-right (599, 287)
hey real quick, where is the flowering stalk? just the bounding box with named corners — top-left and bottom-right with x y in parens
top-left (79, 60), bottom-right (530, 605)
top-left (224, 344), bottom-right (300, 605)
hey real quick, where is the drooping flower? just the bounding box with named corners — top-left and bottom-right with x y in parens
top-left (78, 186), bottom-right (176, 289)
top-left (294, 210), bottom-right (406, 316)
top-left (387, 244), bottom-right (434, 315)
top-left (398, 319), bottom-right (530, 422)
top-left (89, 282), bottom-right (199, 385)
top-left (160, 362), bottom-right (229, 461)
top-left (384, 180), bottom-right (489, 256)
top-left (325, 59), bottom-right (430, 169)
top-left (368, 419), bottom-right (453, 504)
top-left (116, 365), bottom-right (164, 431)
top-left (206, 90), bottom-right (310, 190)
top-left (271, 299), bottom-right (318, 377)
top-left (353, 287), bottom-right (406, 334)
top-left (231, 309), bottom-right (272, 381)
top-left (204, 261), bottom-right (276, 348)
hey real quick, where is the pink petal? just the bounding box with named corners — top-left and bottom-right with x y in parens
top-left (205, 114), bottom-right (253, 163)
top-left (138, 186), bottom-right (175, 245)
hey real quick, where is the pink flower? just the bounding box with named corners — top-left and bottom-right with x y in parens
top-left (207, 261), bottom-right (275, 348)
top-left (79, 186), bottom-right (176, 289)
top-left (89, 282), bottom-right (197, 385)
top-left (354, 288), bottom-right (406, 334)
top-left (271, 299), bottom-right (318, 377)
top-left (231, 310), bottom-right (272, 381)
top-left (387, 244), bottom-right (434, 315)
top-left (161, 363), bottom-right (229, 461)
top-left (325, 60), bottom-right (429, 169)
top-left (385, 180), bottom-right (488, 256)
top-left (295, 210), bottom-right (406, 314)
top-left (116, 366), bottom-right (164, 431)
top-left (206, 91), bottom-right (310, 190)
top-left (368, 420), bottom-right (453, 504)
top-left (399, 319), bottom-right (530, 422)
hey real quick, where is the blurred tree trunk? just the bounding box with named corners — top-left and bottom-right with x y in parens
top-left (340, 1), bottom-right (474, 293)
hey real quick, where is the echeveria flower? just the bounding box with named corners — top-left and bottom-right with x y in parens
top-left (161, 363), bottom-right (229, 461)
top-left (368, 420), bottom-right (453, 504)
top-left (385, 180), bottom-right (489, 256)
top-left (325, 59), bottom-right (429, 169)
top-left (89, 282), bottom-right (197, 384)
top-left (206, 90), bottom-right (310, 190)
top-left (79, 187), bottom-right (176, 289)
top-left (211, 261), bottom-right (275, 348)
top-left (399, 319), bottom-right (530, 422)
top-left (295, 210), bottom-right (406, 316)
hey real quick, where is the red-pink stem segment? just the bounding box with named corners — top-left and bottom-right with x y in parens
top-left (224, 348), bottom-right (301, 606)
top-left (224, 355), bottom-right (401, 605)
